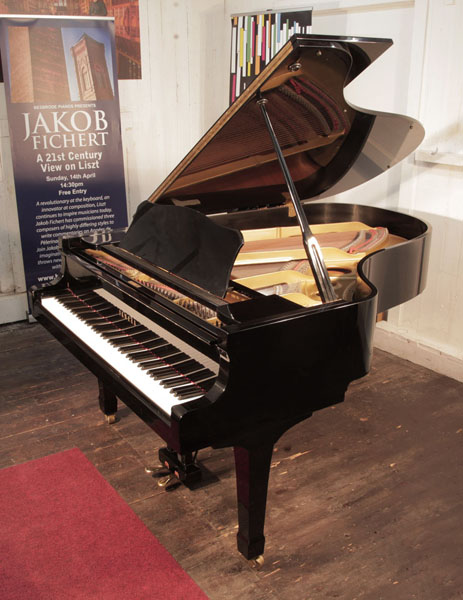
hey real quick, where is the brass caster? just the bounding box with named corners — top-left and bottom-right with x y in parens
top-left (250, 555), bottom-right (265, 570)
top-left (105, 414), bottom-right (117, 424)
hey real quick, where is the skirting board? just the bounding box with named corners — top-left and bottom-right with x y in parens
top-left (0, 292), bottom-right (28, 324)
top-left (374, 325), bottom-right (463, 383)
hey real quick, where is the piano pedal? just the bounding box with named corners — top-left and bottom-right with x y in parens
top-left (144, 465), bottom-right (165, 475)
top-left (158, 447), bottom-right (202, 489)
top-left (157, 473), bottom-right (182, 492)
top-left (144, 466), bottom-right (182, 492)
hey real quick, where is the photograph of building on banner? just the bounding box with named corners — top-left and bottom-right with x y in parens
top-left (0, 16), bottom-right (128, 290)
top-left (0, 0), bottom-right (140, 79)
top-left (229, 8), bottom-right (312, 104)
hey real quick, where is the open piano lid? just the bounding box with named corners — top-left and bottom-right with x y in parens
top-left (148, 34), bottom-right (424, 213)
top-left (120, 34), bottom-right (424, 299)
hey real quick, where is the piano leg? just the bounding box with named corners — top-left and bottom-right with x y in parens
top-left (234, 443), bottom-right (274, 562)
top-left (98, 379), bottom-right (117, 424)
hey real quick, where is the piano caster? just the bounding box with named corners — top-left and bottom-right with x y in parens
top-left (250, 555), bottom-right (265, 570)
top-left (105, 414), bottom-right (117, 424)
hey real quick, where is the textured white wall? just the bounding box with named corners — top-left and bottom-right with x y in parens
top-left (376, 0), bottom-right (463, 380)
top-left (0, 0), bottom-right (461, 381)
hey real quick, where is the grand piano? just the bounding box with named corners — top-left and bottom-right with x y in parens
top-left (30, 34), bottom-right (430, 565)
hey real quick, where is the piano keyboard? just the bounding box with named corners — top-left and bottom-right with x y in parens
top-left (41, 288), bottom-right (219, 416)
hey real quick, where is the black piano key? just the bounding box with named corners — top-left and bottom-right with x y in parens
top-left (88, 323), bottom-right (118, 332)
top-left (122, 345), bottom-right (176, 361)
top-left (102, 322), bottom-right (137, 337)
top-left (136, 358), bottom-right (167, 370)
top-left (75, 306), bottom-right (119, 319)
top-left (69, 309), bottom-right (103, 320)
top-left (177, 389), bottom-right (206, 400)
top-left (58, 299), bottom-right (89, 309)
top-left (161, 358), bottom-right (198, 373)
top-left (185, 368), bottom-right (214, 382)
top-left (140, 353), bottom-right (188, 370)
top-left (124, 349), bottom-right (158, 361)
top-left (81, 296), bottom-right (111, 306)
top-left (196, 376), bottom-right (215, 389)
top-left (173, 385), bottom-right (203, 399)
top-left (111, 321), bottom-right (146, 336)
top-left (51, 290), bottom-right (75, 299)
top-left (117, 338), bottom-right (162, 353)
top-left (160, 368), bottom-right (212, 388)
top-left (159, 365), bottom-right (208, 387)
top-left (148, 345), bottom-right (181, 359)
top-left (142, 354), bottom-right (180, 368)
top-left (115, 335), bottom-right (161, 350)
top-left (129, 331), bottom-right (161, 344)
top-left (122, 341), bottom-right (170, 355)
top-left (161, 375), bottom-right (194, 388)
top-left (76, 291), bottom-right (101, 300)
top-left (89, 316), bottom-right (127, 327)
top-left (128, 338), bottom-right (168, 351)
top-left (62, 292), bottom-right (101, 302)
top-left (83, 313), bottom-right (113, 323)
top-left (127, 344), bottom-right (177, 362)
top-left (178, 364), bottom-right (209, 377)
top-left (79, 296), bottom-right (102, 304)
top-left (90, 305), bottom-right (116, 314)
top-left (148, 366), bottom-right (180, 379)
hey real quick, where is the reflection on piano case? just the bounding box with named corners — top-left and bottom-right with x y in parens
top-left (30, 34), bottom-right (430, 565)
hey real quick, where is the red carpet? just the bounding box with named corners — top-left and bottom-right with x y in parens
top-left (0, 448), bottom-right (209, 599)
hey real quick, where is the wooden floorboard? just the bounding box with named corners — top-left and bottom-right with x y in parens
top-left (1, 321), bottom-right (462, 600)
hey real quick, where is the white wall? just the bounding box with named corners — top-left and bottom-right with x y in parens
top-left (0, 0), bottom-right (462, 381)
top-left (375, 0), bottom-right (463, 381)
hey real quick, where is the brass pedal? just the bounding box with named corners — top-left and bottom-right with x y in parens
top-left (157, 473), bottom-right (181, 492)
top-left (157, 474), bottom-right (175, 488)
top-left (144, 466), bottom-right (181, 492)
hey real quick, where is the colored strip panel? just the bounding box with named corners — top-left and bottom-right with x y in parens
top-left (231, 73), bottom-right (236, 103)
top-left (230, 26), bottom-right (237, 73)
top-left (239, 26), bottom-right (244, 68)
top-left (261, 25), bottom-right (266, 62)
top-left (246, 16), bottom-right (252, 64)
top-left (267, 15), bottom-right (271, 63)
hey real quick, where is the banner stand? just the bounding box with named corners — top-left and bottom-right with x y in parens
top-left (0, 15), bottom-right (128, 292)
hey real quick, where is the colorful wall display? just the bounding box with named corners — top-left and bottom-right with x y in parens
top-left (0, 0), bottom-right (140, 79)
top-left (0, 16), bottom-right (128, 289)
top-left (229, 8), bottom-right (312, 104)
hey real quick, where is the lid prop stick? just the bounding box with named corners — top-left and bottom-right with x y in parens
top-left (256, 95), bottom-right (337, 303)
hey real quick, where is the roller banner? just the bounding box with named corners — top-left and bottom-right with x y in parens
top-left (0, 16), bottom-right (128, 289)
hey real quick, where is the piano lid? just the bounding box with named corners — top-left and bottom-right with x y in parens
top-left (148, 34), bottom-right (424, 214)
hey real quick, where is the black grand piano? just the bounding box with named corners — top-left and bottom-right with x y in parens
top-left (30, 34), bottom-right (430, 565)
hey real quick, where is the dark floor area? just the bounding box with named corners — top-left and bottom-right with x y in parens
top-left (1, 321), bottom-right (462, 600)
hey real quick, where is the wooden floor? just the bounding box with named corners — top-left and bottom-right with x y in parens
top-left (1, 321), bottom-right (462, 600)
